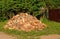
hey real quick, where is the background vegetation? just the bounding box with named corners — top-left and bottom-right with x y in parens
top-left (0, 0), bottom-right (60, 21)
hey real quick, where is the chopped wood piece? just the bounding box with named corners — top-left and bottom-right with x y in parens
top-left (4, 13), bottom-right (46, 32)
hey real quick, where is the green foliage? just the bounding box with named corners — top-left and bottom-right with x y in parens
top-left (0, 0), bottom-right (60, 20)
top-left (0, 0), bottom-right (45, 18)
top-left (0, 17), bottom-right (7, 22)
top-left (45, 0), bottom-right (60, 9)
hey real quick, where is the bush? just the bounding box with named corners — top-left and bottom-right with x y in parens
top-left (0, 17), bottom-right (7, 22)
top-left (0, 0), bottom-right (46, 19)
top-left (1, 0), bottom-right (60, 20)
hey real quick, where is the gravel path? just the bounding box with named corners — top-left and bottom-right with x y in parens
top-left (0, 32), bottom-right (17, 39)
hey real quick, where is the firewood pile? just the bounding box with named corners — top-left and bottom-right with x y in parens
top-left (4, 13), bottom-right (46, 32)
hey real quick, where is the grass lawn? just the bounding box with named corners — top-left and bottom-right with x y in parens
top-left (0, 18), bottom-right (60, 39)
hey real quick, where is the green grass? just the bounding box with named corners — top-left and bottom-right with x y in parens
top-left (0, 18), bottom-right (60, 39)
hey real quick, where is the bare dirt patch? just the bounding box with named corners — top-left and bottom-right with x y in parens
top-left (40, 34), bottom-right (60, 39)
top-left (0, 32), bottom-right (17, 39)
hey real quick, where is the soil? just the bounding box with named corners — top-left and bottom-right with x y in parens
top-left (0, 32), bottom-right (60, 39)
top-left (40, 34), bottom-right (60, 39)
top-left (0, 32), bottom-right (17, 39)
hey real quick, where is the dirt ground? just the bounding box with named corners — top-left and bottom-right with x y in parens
top-left (0, 32), bottom-right (60, 39)
top-left (40, 34), bottom-right (60, 39)
top-left (0, 32), bottom-right (17, 39)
